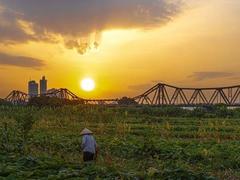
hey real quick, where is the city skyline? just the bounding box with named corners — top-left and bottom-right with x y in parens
top-left (28, 76), bottom-right (47, 97)
top-left (0, 0), bottom-right (240, 99)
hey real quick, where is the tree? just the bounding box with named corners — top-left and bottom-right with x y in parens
top-left (0, 98), bottom-right (11, 106)
top-left (118, 97), bottom-right (138, 105)
top-left (28, 96), bottom-right (84, 107)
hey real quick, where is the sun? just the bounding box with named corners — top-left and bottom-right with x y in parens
top-left (80, 78), bottom-right (95, 92)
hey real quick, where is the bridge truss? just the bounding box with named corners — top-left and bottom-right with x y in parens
top-left (3, 83), bottom-right (240, 106)
top-left (46, 88), bottom-right (82, 101)
top-left (4, 88), bottom-right (119, 105)
top-left (5, 90), bottom-right (28, 105)
top-left (134, 83), bottom-right (240, 106)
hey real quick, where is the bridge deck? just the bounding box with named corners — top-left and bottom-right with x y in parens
top-left (3, 83), bottom-right (240, 106)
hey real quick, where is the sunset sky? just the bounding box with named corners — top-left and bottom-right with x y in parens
top-left (0, 0), bottom-right (240, 99)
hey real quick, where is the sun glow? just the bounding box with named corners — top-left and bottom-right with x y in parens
top-left (80, 78), bottom-right (95, 92)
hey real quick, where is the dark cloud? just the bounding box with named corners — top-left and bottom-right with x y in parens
top-left (0, 53), bottom-right (45, 69)
top-left (0, 5), bottom-right (29, 43)
top-left (189, 72), bottom-right (235, 81)
top-left (0, 0), bottom-right (183, 53)
top-left (65, 40), bottom-right (91, 55)
top-left (0, 4), bottom-right (59, 45)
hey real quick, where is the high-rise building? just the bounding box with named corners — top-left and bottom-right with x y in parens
top-left (40, 76), bottom-right (47, 95)
top-left (28, 80), bottom-right (38, 97)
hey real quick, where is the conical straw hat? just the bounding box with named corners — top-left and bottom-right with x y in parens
top-left (80, 128), bottom-right (93, 135)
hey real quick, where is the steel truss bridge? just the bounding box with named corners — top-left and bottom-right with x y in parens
top-left (134, 83), bottom-right (240, 106)
top-left (4, 88), bottom-right (118, 105)
top-left (3, 83), bottom-right (240, 106)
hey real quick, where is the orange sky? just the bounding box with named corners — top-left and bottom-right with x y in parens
top-left (0, 0), bottom-right (240, 99)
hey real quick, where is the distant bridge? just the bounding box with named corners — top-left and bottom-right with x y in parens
top-left (2, 83), bottom-right (240, 106)
top-left (4, 88), bottom-right (119, 105)
top-left (5, 90), bottom-right (28, 105)
top-left (134, 83), bottom-right (240, 106)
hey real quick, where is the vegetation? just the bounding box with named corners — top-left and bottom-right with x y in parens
top-left (117, 97), bottom-right (138, 105)
top-left (28, 96), bottom-right (84, 107)
top-left (0, 105), bottom-right (240, 179)
top-left (0, 99), bottom-right (11, 106)
top-left (28, 96), bottom-right (138, 106)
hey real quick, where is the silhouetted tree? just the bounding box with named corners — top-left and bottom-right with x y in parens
top-left (118, 97), bottom-right (138, 105)
top-left (0, 98), bottom-right (11, 106)
top-left (28, 96), bottom-right (84, 107)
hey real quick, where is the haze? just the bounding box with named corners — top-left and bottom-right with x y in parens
top-left (0, 0), bottom-right (240, 99)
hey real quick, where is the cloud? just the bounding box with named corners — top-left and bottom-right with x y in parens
top-left (189, 72), bottom-right (235, 81)
top-left (0, 0), bottom-right (183, 54)
top-left (0, 5), bottom-right (30, 43)
top-left (0, 53), bottom-right (45, 69)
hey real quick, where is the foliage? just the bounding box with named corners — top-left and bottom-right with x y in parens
top-left (117, 97), bottom-right (138, 105)
top-left (28, 96), bottom-right (84, 107)
top-left (0, 99), bottom-right (11, 106)
top-left (0, 105), bottom-right (240, 179)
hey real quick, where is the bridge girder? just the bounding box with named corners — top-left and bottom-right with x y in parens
top-left (45, 88), bottom-right (81, 101)
top-left (5, 90), bottom-right (28, 105)
top-left (134, 83), bottom-right (240, 106)
top-left (4, 83), bottom-right (240, 106)
top-left (4, 88), bottom-right (119, 105)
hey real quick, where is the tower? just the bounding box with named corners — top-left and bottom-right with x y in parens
top-left (40, 76), bottom-right (47, 95)
top-left (28, 80), bottom-right (38, 97)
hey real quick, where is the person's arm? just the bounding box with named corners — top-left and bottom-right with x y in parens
top-left (81, 136), bottom-right (86, 150)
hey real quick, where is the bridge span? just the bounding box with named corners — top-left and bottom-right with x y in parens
top-left (3, 83), bottom-right (240, 106)
top-left (134, 83), bottom-right (240, 106)
top-left (4, 88), bottom-right (119, 105)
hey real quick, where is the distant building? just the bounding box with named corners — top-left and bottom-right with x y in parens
top-left (40, 76), bottom-right (47, 95)
top-left (28, 80), bottom-right (38, 97)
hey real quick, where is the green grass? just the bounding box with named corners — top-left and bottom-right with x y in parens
top-left (0, 105), bottom-right (240, 179)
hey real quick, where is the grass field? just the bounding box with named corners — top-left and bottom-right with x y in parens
top-left (0, 105), bottom-right (240, 179)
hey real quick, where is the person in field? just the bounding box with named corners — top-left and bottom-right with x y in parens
top-left (81, 128), bottom-right (98, 162)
